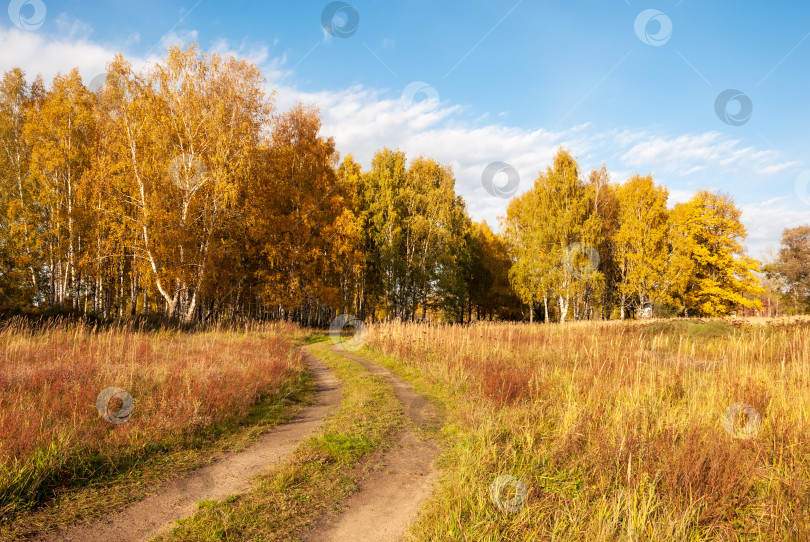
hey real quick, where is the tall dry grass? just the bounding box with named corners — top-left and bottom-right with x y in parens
top-left (0, 318), bottom-right (305, 519)
top-left (368, 318), bottom-right (810, 540)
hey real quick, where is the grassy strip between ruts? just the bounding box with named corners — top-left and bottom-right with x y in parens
top-left (334, 346), bottom-right (458, 542)
top-left (1, 363), bottom-right (314, 542)
top-left (154, 339), bottom-right (403, 541)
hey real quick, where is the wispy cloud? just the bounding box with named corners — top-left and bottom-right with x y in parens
top-left (619, 131), bottom-right (798, 177)
top-left (157, 29), bottom-right (199, 53)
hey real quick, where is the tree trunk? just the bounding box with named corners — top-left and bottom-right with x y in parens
top-left (558, 294), bottom-right (570, 324)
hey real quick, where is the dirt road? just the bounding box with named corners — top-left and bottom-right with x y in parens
top-left (304, 347), bottom-right (440, 542)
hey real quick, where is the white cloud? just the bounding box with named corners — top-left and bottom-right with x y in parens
top-left (279, 80), bottom-right (578, 227)
top-left (0, 25), bottom-right (112, 83)
top-left (619, 131), bottom-right (797, 178)
top-left (757, 162), bottom-right (800, 176)
top-left (156, 29), bottom-right (199, 52)
top-left (741, 199), bottom-right (809, 257)
top-left (665, 188), bottom-right (697, 206)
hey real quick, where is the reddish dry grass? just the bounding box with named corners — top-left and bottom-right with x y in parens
top-left (477, 363), bottom-right (531, 406)
top-left (0, 318), bottom-right (305, 517)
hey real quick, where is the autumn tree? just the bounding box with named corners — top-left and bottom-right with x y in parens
top-left (614, 174), bottom-right (670, 318)
top-left (588, 165), bottom-right (619, 319)
top-left (434, 205), bottom-right (473, 322)
top-left (0, 50), bottom-right (481, 323)
top-left (334, 154), bottom-right (365, 316)
top-left (0, 68), bottom-right (39, 307)
top-left (360, 148), bottom-right (407, 319)
top-left (466, 221), bottom-right (521, 320)
top-left (503, 148), bottom-right (601, 323)
top-left (357, 149), bottom-right (465, 321)
top-left (768, 225), bottom-right (810, 313)
top-left (502, 189), bottom-right (549, 322)
top-left (99, 46), bottom-right (273, 322)
top-left (0, 47), bottom-right (776, 326)
top-left (25, 68), bottom-right (95, 309)
top-left (402, 156), bottom-right (462, 320)
top-left (246, 103), bottom-right (356, 324)
top-left (668, 190), bottom-right (762, 316)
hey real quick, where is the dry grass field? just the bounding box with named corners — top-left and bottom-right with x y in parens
top-left (363, 317), bottom-right (810, 540)
top-left (0, 318), bottom-right (307, 525)
top-left (3, 316), bottom-right (810, 541)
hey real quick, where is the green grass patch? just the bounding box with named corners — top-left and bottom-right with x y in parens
top-left (340, 347), bottom-right (450, 441)
top-left (642, 319), bottom-right (736, 339)
top-left (310, 433), bottom-right (375, 464)
top-left (295, 331), bottom-right (329, 346)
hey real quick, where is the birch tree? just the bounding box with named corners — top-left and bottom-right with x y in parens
top-left (614, 174), bottom-right (669, 317)
top-left (103, 46), bottom-right (272, 321)
top-left (0, 69), bottom-right (39, 306)
top-left (25, 69), bottom-right (95, 308)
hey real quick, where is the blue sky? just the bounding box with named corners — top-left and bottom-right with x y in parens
top-left (2, 0), bottom-right (809, 257)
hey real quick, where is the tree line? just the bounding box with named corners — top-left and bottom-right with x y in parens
top-left (0, 45), bottom-right (805, 323)
top-left (501, 150), bottom-right (770, 322)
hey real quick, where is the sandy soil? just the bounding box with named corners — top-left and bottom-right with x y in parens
top-left (29, 350), bottom-right (342, 542)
